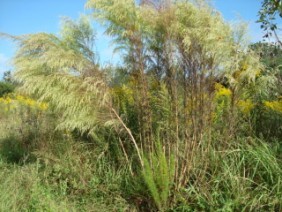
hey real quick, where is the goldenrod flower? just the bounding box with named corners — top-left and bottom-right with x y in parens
top-left (215, 83), bottom-right (232, 98)
top-left (238, 99), bottom-right (255, 114)
top-left (16, 95), bottom-right (25, 102)
top-left (264, 100), bottom-right (282, 114)
top-left (38, 103), bottom-right (48, 110)
top-left (0, 95), bottom-right (49, 111)
top-left (24, 98), bottom-right (36, 107)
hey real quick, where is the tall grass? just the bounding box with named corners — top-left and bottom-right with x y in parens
top-left (0, 157), bottom-right (73, 211)
top-left (0, 134), bottom-right (134, 211)
top-left (175, 138), bottom-right (282, 211)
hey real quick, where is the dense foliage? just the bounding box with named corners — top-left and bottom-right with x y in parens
top-left (0, 0), bottom-right (281, 211)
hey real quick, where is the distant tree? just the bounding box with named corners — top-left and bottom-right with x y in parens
top-left (3, 70), bottom-right (13, 83)
top-left (0, 70), bottom-right (16, 97)
top-left (0, 81), bottom-right (14, 97)
top-left (258, 0), bottom-right (282, 46)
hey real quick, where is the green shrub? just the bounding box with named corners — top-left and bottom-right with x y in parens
top-left (0, 136), bottom-right (34, 164)
top-left (0, 81), bottom-right (15, 97)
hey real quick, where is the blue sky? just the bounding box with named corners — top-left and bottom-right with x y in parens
top-left (0, 0), bottom-right (263, 77)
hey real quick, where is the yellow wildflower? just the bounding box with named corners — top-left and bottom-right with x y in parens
top-left (1, 95), bottom-right (49, 111)
top-left (38, 103), bottom-right (48, 110)
top-left (238, 99), bottom-right (255, 114)
top-left (255, 69), bottom-right (261, 77)
top-left (5, 97), bottom-right (11, 104)
top-left (264, 100), bottom-right (282, 114)
top-left (0, 97), bottom-right (12, 105)
top-left (215, 83), bottom-right (232, 98)
top-left (24, 98), bottom-right (36, 107)
top-left (16, 95), bottom-right (25, 102)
